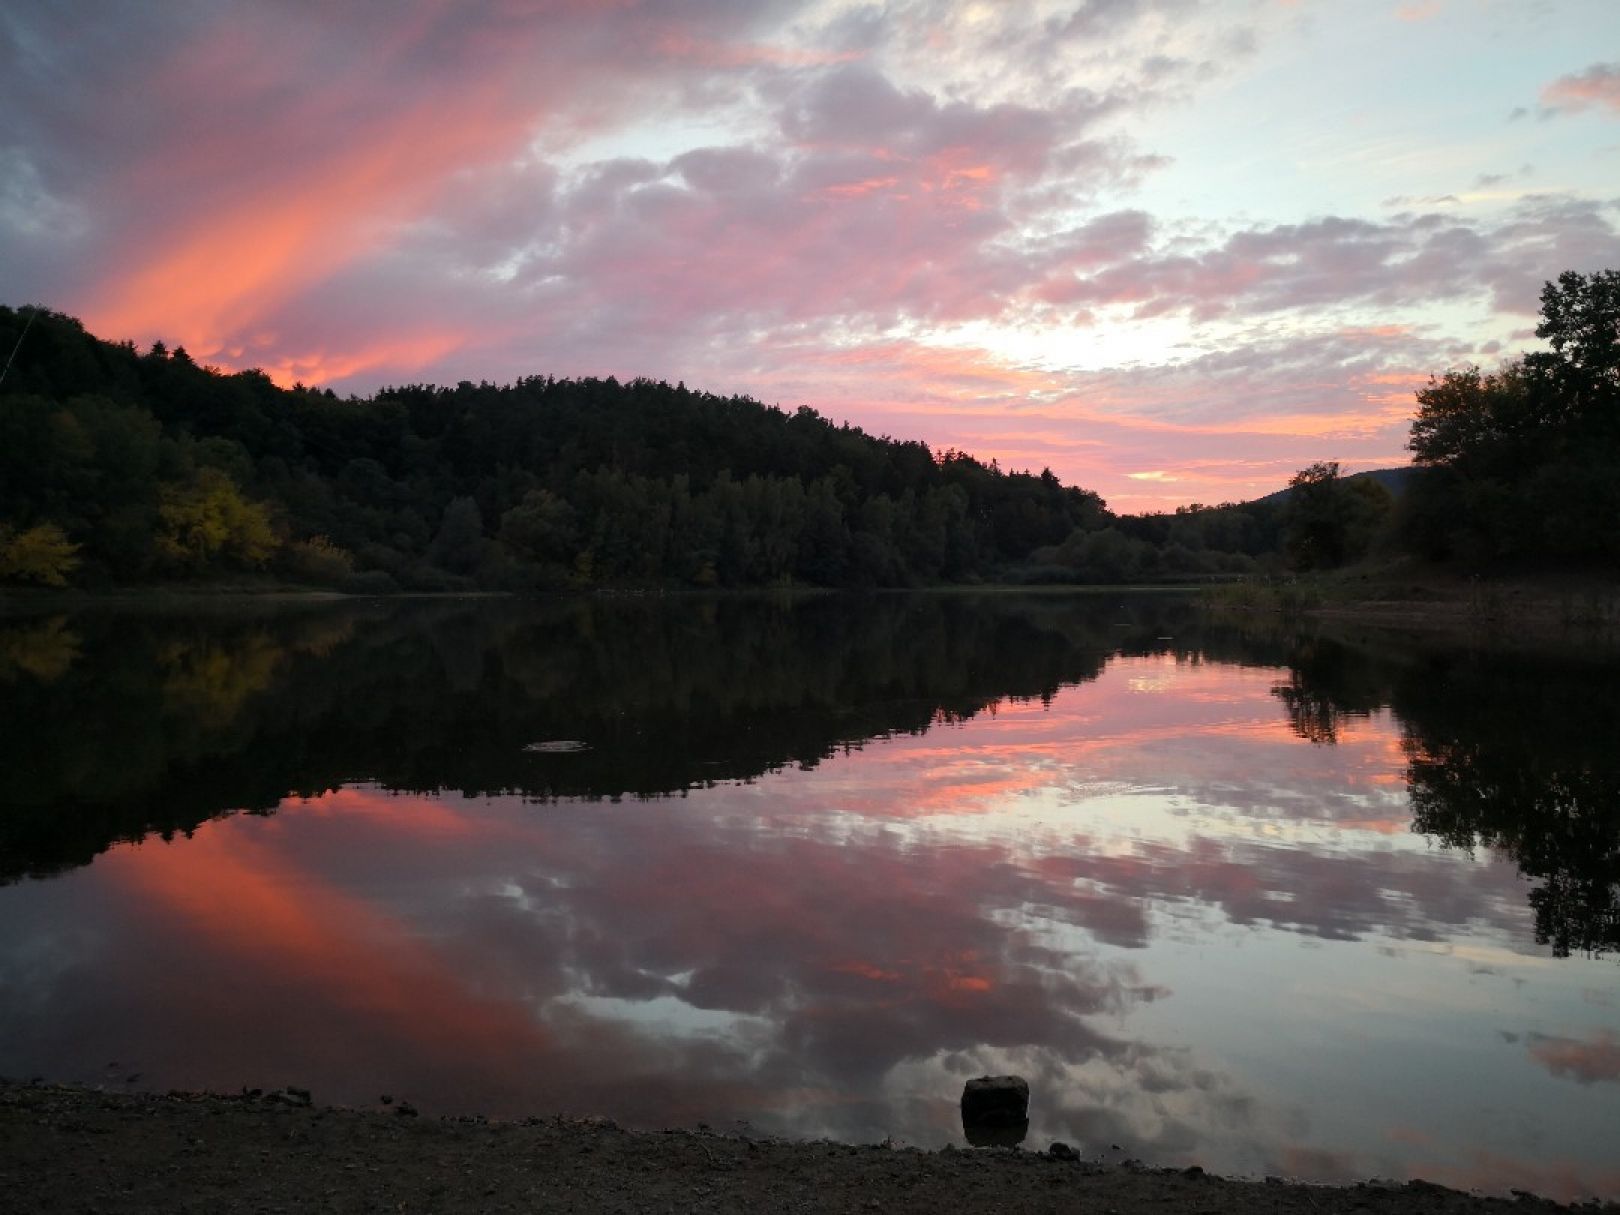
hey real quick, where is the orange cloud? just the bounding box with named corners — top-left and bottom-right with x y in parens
top-left (823, 176), bottom-right (904, 199)
top-left (256, 329), bottom-right (472, 388)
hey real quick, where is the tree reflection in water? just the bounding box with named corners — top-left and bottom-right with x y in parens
top-left (3, 594), bottom-right (1615, 960)
top-left (1266, 632), bottom-right (1620, 958)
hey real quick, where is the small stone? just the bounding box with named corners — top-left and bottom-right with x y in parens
top-left (1048, 1142), bottom-right (1077, 1161)
top-left (1182, 1165), bottom-right (1205, 1178)
top-left (396, 1102), bottom-right (418, 1117)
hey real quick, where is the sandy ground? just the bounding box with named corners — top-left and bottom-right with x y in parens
top-left (1, 1083), bottom-right (1610, 1215)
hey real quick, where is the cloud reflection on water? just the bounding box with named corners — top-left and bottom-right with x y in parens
top-left (0, 601), bottom-right (1616, 1200)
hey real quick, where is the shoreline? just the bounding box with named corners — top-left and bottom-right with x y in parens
top-left (1, 1081), bottom-right (1608, 1213)
top-left (1200, 569), bottom-right (1620, 644)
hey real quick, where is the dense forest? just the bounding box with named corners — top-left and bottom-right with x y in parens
top-left (0, 304), bottom-right (1285, 591)
top-left (0, 306), bottom-right (1117, 591)
top-left (1, 268), bottom-right (1613, 591)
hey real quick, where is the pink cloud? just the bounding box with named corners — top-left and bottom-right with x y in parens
top-left (1529, 1029), bottom-right (1620, 1085)
top-left (779, 64), bottom-right (1059, 176)
top-left (1395, 1), bottom-right (1444, 22)
top-left (10, 1), bottom-right (816, 357)
top-left (1542, 63), bottom-right (1620, 115)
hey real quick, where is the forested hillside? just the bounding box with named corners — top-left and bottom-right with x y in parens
top-left (17, 269), bottom-right (1606, 594)
top-left (0, 306), bottom-right (1300, 591)
top-left (0, 306), bottom-right (1124, 591)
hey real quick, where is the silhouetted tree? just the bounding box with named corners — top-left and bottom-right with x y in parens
top-left (1403, 268), bottom-right (1620, 565)
top-left (1283, 462), bottom-right (1390, 570)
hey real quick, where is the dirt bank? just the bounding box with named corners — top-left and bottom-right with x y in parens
top-left (1, 1083), bottom-right (1609, 1214)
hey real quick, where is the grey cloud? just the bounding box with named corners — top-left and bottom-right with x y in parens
top-left (1047, 0), bottom-right (1199, 43)
top-left (670, 146), bottom-right (783, 194)
top-left (1033, 199), bottom-right (1620, 321)
top-left (777, 62), bottom-right (1062, 177)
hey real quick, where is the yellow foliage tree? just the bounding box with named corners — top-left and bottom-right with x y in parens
top-left (282, 534), bottom-right (354, 585)
top-left (0, 617), bottom-right (81, 681)
top-left (158, 634), bottom-right (282, 722)
top-left (155, 468), bottom-right (277, 571)
top-left (0, 522), bottom-right (80, 587)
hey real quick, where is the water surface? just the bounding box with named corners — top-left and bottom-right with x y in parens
top-left (1, 595), bottom-right (1616, 1199)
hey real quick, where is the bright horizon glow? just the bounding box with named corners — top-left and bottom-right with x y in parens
top-left (2, 0), bottom-right (1618, 508)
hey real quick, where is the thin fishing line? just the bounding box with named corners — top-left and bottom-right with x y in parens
top-left (0, 306), bottom-right (38, 388)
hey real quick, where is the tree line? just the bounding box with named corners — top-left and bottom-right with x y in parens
top-left (0, 309), bottom-right (1125, 590)
top-left (0, 305), bottom-right (1296, 591)
top-left (2, 267), bottom-right (1613, 592)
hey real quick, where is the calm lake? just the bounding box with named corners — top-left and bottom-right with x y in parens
top-left (1, 594), bottom-right (1617, 1199)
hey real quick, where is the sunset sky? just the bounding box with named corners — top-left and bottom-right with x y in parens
top-left (3, 1), bottom-right (1618, 508)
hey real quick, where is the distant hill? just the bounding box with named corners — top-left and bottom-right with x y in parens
top-left (1253, 466), bottom-right (1413, 507)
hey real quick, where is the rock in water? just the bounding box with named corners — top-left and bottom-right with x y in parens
top-left (960, 1075), bottom-right (1029, 1128)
